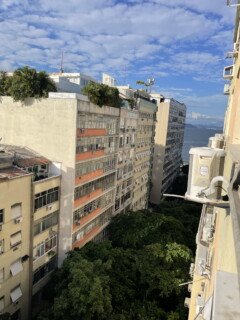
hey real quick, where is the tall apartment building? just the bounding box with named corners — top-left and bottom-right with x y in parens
top-left (186, 5), bottom-right (240, 319)
top-left (117, 86), bottom-right (157, 211)
top-left (115, 106), bottom-right (138, 215)
top-left (0, 146), bottom-right (60, 320)
top-left (150, 95), bottom-right (186, 205)
top-left (0, 94), bottom-right (119, 264)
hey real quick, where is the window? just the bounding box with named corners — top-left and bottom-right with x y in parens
top-left (0, 239), bottom-right (4, 254)
top-left (33, 256), bottom-right (57, 285)
top-left (33, 212), bottom-right (58, 236)
top-left (33, 235), bottom-right (57, 260)
top-left (0, 296), bottom-right (4, 312)
top-left (0, 268), bottom-right (4, 283)
top-left (10, 260), bottom-right (23, 276)
top-left (11, 204), bottom-right (22, 219)
top-left (10, 285), bottom-right (22, 303)
top-left (0, 209), bottom-right (3, 224)
top-left (10, 231), bottom-right (22, 248)
top-left (34, 187), bottom-right (59, 210)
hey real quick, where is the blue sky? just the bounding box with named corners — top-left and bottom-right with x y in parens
top-left (0, 0), bottom-right (236, 125)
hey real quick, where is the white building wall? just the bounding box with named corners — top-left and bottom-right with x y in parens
top-left (0, 96), bottom-right (77, 264)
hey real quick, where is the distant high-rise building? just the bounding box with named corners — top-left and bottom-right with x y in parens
top-left (150, 95), bottom-right (186, 204)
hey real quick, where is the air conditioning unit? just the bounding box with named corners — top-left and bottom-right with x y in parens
top-left (14, 217), bottom-right (23, 224)
top-left (223, 83), bottom-right (230, 95)
top-left (80, 128), bottom-right (85, 133)
top-left (189, 263), bottom-right (195, 278)
top-left (234, 42), bottom-right (239, 52)
top-left (185, 147), bottom-right (229, 206)
top-left (184, 297), bottom-right (190, 308)
top-left (76, 221), bottom-right (81, 226)
top-left (46, 204), bottom-right (53, 211)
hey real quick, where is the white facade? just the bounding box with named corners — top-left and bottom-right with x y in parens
top-left (50, 73), bottom-right (96, 94)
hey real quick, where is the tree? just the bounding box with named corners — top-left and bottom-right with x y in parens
top-left (0, 71), bottom-right (12, 96)
top-left (7, 66), bottom-right (56, 102)
top-left (82, 81), bottom-right (122, 108)
top-left (36, 202), bottom-right (200, 320)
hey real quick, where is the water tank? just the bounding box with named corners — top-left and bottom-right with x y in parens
top-left (185, 147), bottom-right (225, 204)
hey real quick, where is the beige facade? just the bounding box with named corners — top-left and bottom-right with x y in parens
top-left (187, 6), bottom-right (240, 319)
top-left (150, 95), bottom-right (186, 205)
top-left (132, 98), bottom-right (157, 211)
top-left (0, 147), bottom-right (61, 320)
top-left (114, 107), bottom-right (138, 215)
top-left (0, 169), bottom-right (32, 320)
top-left (117, 86), bottom-right (157, 211)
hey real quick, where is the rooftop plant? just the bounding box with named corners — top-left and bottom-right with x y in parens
top-left (0, 66), bottom-right (57, 102)
top-left (82, 81), bottom-right (122, 108)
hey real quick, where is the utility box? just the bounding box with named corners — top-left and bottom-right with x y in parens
top-left (186, 147), bottom-right (225, 204)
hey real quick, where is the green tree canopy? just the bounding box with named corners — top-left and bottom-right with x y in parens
top-left (0, 66), bottom-right (57, 101)
top-left (35, 202), bottom-right (201, 320)
top-left (82, 81), bottom-right (122, 108)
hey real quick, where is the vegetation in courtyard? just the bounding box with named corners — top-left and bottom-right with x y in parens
top-left (35, 201), bottom-right (201, 320)
top-left (82, 81), bottom-right (122, 108)
top-left (0, 66), bottom-right (57, 102)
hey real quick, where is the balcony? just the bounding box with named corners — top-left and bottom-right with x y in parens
top-left (76, 149), bottom-right (105, 162)
top-left (223, 65), bottom-right (234, 80)
top-left (72, 225), bottom-right (102, 249)
top-left (74, 188), bottom-right (102, 208)
top-left (77, 128), bottom-right (107, 138)
top-left (73, 207), bottom-right (101, 231)
top-left (75, 169), bottom-right (104, 186)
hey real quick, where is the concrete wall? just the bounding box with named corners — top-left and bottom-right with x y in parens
top-left (0, 96), bottom-right (77, 264)
top-left (150, 102), bottom-right (169, 204)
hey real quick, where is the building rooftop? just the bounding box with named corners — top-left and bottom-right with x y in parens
top-left (0, 145), bottom-right (52, 182)
top-left (0, 145), bottom-right (51, 168)
top-left (0, 166), bottom-right (30, 182)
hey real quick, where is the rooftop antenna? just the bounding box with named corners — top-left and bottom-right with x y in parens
top-left (227, 0), bottom-right (240, 6)
top-left (60, 51), bottom-right (64, 73)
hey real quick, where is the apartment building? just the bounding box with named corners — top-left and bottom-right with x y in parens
top-left (132, 96), bottom-right (157, 211)
top-left (150, 95), bottom-right (186, 205)
top-left (0, 146), bottom-right (60, 320)
top-left (114, 105), bottom-right (138, 215)
top-left (0, 94), bottom-right (120, 265)
top-left (186, 5), bottom-right (240, 319)
top-left (49, 72), bottom-right (96, 94)
top-left (117, 86), bottom-right (157, 211)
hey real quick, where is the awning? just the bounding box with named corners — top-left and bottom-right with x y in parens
top-left (10, 232), bottom-right (22, 247)
top-left (10, 286), bottom-right (22, 303)
top-left (10, 260), bottom-right (23, 276)
top-left (11, 204), bottom-right (22, 219)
